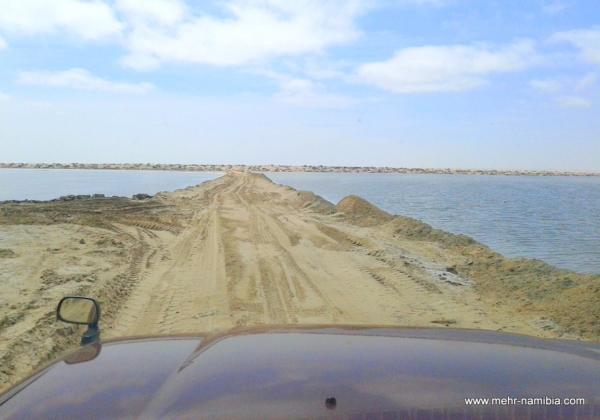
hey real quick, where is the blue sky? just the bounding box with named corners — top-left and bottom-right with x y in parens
top-left (0, 0), bottom-right (599, 170)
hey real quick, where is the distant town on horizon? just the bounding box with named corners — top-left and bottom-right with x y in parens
top-left (1, 162), bottom-right (599, 177)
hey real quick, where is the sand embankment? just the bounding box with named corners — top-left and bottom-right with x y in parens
top-left (1, 172), bottom-right (599, 391)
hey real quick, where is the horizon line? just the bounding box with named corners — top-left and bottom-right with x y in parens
top-left (1, 163), bottom-right (599, 176)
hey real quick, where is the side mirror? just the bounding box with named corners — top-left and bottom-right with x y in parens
top-left (57, 297), bottom-right (101, 346)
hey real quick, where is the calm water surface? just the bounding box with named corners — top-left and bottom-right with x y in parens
top-left (0, 169), bottom-right (219, 201)
top-left (1, 169), bottom-right (599, 274)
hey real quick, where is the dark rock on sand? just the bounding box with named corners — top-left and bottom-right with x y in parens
top-left (0, 249), bottom-right (16, 258)
top-left (132, 193), bottom-right (153, 200)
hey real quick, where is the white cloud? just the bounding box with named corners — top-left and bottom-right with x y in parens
top-left (0, 91), bottom-right (10, 101)
top-left (575, 72), bottom-right (597, 91)
top-left (557, 96), bottom-right (591, 108)
top-left (116, 0), bottom-right (187, 26)
top-left (119, 53), bottom-right (162, 71)
top-left (297, 58), bottom-right (353, 81)
top-left (0, 0), bottom-right (122, 40)
top-left (18, 68), bottom-right (153, 94)
top-left (395, 0), bottom-right (455, 6)
top-left (530, 74), bottom-right (595, 107)
top-left (0, 35), bottom-right (6, 50)
top-left (260, 70), bottom-right (356, 108)
top-left (551, 28), bottom-right (600, 65)
top-left (530, 78), bottom-right (562, 93)
top-left (357, 40), bottom-right (537, 93)
top-left (120, 0), bottom-right (367, 69)
top-left (274, 77), bottom-right (356, 109)
top-left (541, 1), bottom-right (569, 15)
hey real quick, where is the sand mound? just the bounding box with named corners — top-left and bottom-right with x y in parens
top-left (295, 191), bottom-right (336, 214)
top-left (388, 215), bottom-right (600, 339)
top-left (336, 195), bottom-right (393, 226)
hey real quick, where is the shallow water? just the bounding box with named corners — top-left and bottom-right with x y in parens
top-left (0, 169), bottom-right (219, 201)
top-left (268, 172), bottom-right (600, 275)
top-left (1, 169), bottom-right (599, 274)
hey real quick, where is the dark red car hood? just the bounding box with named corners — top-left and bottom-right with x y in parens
top-left (1, 326), bottom-right (599, 419)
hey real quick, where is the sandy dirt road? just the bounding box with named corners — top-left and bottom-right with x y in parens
top-left (108, 172), bottom-right (541, 336)
top-left (1, 172), bottom-right (599, 391)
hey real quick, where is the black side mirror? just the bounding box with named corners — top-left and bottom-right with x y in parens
top-left (57, 297), bottom-right (101, 346)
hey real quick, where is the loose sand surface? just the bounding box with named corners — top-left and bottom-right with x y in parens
top-left (1, 172), bottom-right (599, 391)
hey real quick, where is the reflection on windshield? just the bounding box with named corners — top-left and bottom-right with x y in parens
top-left (64, 342), bottom-right (102, 365)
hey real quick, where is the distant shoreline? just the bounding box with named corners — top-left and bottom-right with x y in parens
top-left (1, 163), bottom-right (599, 177)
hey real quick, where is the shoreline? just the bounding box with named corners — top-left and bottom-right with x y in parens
top-left (2, 163), bottom-right (599, 177)
top-left (2, 171), bottom-right (599, 276)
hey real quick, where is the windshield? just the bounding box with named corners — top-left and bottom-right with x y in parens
top-left (1, 0), bottom-right (599, 395)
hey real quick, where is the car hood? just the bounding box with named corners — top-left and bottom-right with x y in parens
top-left (1, 326), bottom-right (599, 419)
